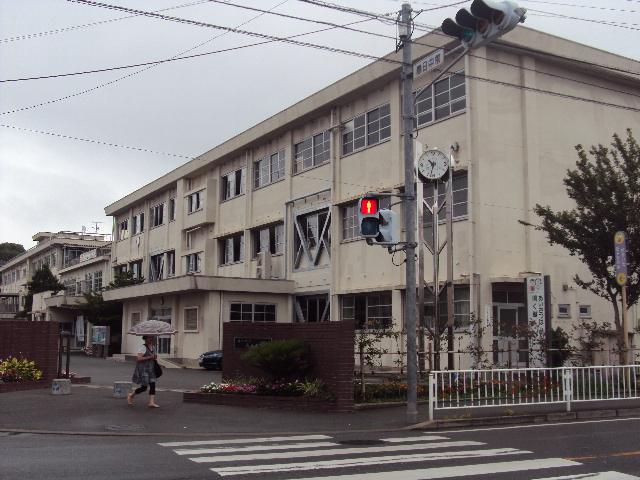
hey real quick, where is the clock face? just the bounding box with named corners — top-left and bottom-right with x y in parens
top-left (418, 149), bottom-right (449, 180)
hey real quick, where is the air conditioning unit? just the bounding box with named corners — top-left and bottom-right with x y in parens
top-left (255, 251), bottom-right (272, 279)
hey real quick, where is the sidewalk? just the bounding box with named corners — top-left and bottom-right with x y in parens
top-left (1, 355), bottom-right (639, 436)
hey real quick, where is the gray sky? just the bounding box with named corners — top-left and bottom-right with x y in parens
top-left (1, 0), bottom-right (639, 249)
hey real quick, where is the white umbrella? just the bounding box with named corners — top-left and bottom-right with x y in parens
top-left (128, 319), bottom-right (177, 336)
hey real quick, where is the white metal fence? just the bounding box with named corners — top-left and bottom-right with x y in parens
top-left (428, 365), bottom-right (640, 420)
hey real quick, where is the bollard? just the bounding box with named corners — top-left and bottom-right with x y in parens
top-left (52, 378), bottom-right (71, 395)
top-left (113, 381), bottom-right (132, 399)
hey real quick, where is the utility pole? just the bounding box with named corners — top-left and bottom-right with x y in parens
top-left (399, 2), bottom-right (418, 424)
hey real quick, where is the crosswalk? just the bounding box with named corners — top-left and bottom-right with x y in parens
top-left (158, 433), bottom-right (639, 479)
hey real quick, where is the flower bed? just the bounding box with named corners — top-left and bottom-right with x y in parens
top-left (0, 379), bottom-right (49, 394)
top-left (185, 378), bottom-right (340, 411)
top-left (0, 357), bottom-right (43, 383)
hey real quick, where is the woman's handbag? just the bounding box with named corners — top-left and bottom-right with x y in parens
top-left (153, 360), bottom-right (163, 378)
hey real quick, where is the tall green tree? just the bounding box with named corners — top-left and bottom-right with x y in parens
top-left (0, 242), bottom-right (25, 263)
top-left (534, 129), bottom-right (639, 362)
top-left (15, 264), bottom-right (65, 318)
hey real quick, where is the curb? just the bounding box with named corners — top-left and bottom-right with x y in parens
top-left (409, 407), bottom-right (640, 430)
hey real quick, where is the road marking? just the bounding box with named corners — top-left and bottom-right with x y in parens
top-left (188, 440), bottom-right (485, 463)
top-left (566, 450), bottom-right (640, 461)
top-left (211, 447), bottom-right (527, 476)
top-left (531, 472), bottom-right (640, 479)
top-left (158, 434), bottom-right (331, 447)
top-left (380, 435), bottom-right (449, 442)
top-left (269, 458), bottom-right (579, 479)
top-left (175, 441), bottom-right (337, 455)
top-left (434, 416), bottom-right (640, 435)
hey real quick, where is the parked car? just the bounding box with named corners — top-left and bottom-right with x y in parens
top-left (199, 350), bottom-right (222, 370)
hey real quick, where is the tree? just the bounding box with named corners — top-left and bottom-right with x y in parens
top-left (78, 291), bottom-right (122, 328)
top-left (15, 265), bottom-right (65, 318)
top-left (105, 270), bottom-right (144, 289)
top-left (0, 242), bottom-right (25, 263)
top-left (534, 129), bottom-right (640, 363)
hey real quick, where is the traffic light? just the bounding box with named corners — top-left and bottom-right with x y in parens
top-left (377, 209), bottom-right (398, 244)
top-left (358, 196), bottom-right (380, 239)
top-left (441, 0), bottom-right (526, 50)
top-left (358, 196), bottom-right (399, 244)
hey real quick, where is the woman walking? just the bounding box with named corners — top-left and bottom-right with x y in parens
top-left (128, 335), bottom-right (160, 408)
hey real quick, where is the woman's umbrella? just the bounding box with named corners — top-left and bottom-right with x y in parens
top-left (128, 319), bottom-right (177, 336)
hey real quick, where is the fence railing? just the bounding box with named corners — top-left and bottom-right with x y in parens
top-left (428, 365), bottom-right (640, 420)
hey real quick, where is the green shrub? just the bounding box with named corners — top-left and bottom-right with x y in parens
top-left (0, 357), bottom-right (43, 383)
top-left (241, 339), bottom-right (311, 381)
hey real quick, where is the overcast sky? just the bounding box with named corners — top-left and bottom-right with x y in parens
top-left (1, 0), bottom-right (638, 250)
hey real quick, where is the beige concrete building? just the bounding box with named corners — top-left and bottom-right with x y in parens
top-left (104, 27), bottom-right (640, 368)
top-left (0, 233), bottom-right (111, 347)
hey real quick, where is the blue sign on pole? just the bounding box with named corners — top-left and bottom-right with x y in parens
top-left (614, 231), bottom-right (627, 286)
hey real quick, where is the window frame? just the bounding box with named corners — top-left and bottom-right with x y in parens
top-left (118, 218), bottom-right (129, 241)
top-left (130, 311), bottom-right (141, 328)
top-left (579, 304), bottom-right (592, 318)
top-left (229, 302), bottom-right (276, 322)
top-left (184, 307), bottom-right (199, 332)
top-left (150, 203), bottom-right (165, 228)
top-left (220, 233), bottom-right (245, 266)
top-left (341, 291), bottom-right (392, 330)
top-left (132, 212), bottom-right (144, 235)
top-left (221, 168), bottom-right (246, 201)
top-left (254, 149), bottom-right (286, 189)
top-left (341, 103), bottom-right (391, 156)
top-left (558, 304), bottom-right (571, 318)
top-left (252, 223), bottom-right (284, 258)
top-left (415, 70), bottom-right (466, 128)
top-left (187, 190), bottom-right (203, 214)
top-left (185, 252), bottom-right (202, 274)
top-left (293, 130), bottom-right (330, 174)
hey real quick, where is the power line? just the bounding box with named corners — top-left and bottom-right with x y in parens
top-left (0, 0), bottom-right (292, 115)
top-left (520, 0), bottom-right (639, 15)
top-left (527, 8), bottom-right (640, 31)
top-left (63, 0), bottom-right (403, 64)
top-left (0, 16), bottom-right (387, 85)
top-left (0, 0), bottom-right (211, 44)
top-left (214, 0), bottom-right (640, 101)
top-left (0, 124), bottom-right (193, 159)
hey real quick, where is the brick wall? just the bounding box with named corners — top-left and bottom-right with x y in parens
top-left (0, 321), bottom-right (60, 383)
top-left (223, 321), bottom-right (355, 410)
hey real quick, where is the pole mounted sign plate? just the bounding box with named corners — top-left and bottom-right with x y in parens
top-left (614, 231), bottom-right (628, 286)
top-left (526, 275), bottom-right (545, 366)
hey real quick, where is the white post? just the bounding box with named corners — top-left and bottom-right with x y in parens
top-left (563, 368), bottom-right (573, 412)
top-left (428, 372), bottom-right (436, 421)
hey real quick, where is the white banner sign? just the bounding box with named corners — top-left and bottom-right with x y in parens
top-left (526, 276), bottom-right (546, 366)
top-left (75, 315), bottom-right (85, 342)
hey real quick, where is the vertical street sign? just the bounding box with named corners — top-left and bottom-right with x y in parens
top-left (614, 231), bottom-right (628, 286)
top-left (526, 275), bottom-right (545, 367)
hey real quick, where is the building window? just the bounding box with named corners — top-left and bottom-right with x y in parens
top-left (579, 305), bottom-right (592, 318)
top-left (132, 212), bottom-right (144, 235)
top-left (342, 197), bottom-right (391, 240)
top-left (415, 70), bottom-right (465, 127)
top-left (93, 271), bottom-right (103, 291)
top-left (295, 294), bottom-right (329, 323)
top-left (149, 253), bottom-right (164, 282)
top-left (169, 198), bottom-right (176, 220)
top-left (118, 219), bottom-right (129, 240)
top-left (151, 203), bottom-right (165, 228)
top-left (221, 168), bottom-right (245, 201)
top-left (342, 104), bottom-right (390, 155)
top-left (558, 304), bottom-right (571, 318)
top-left (342, 291), bottom-right (392, 329)
top-left (230, 303), bottom-right (276, 322)
top-left (294, 131), bottom-right (330, 173)
top-left (185, 253), bottom-right (202, 273)
top-left (184, 307), bottom-right (198, 331)
top-left (423, 171), bottom-right (468, 225)
top-left (293, 208), bottom-right (330, 269)
top-left (129, 260), bottom-right (143, 280)
top-left (131, 311), bottom-right (141, 328)
top-left (221, 233), bottom-right (244, 265)
top-left (252, 223), bottom-right (284, 257)
top-left (167, 251), bottom-right (175, 277)
top-left (254, 150), bottom-right (285, 188)
top-left (187, 191), bottom-right (202, 213)
top-left (423, 285), bottom-right (471, 330)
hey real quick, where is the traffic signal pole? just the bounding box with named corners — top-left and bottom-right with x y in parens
top-left (399, 3), bottom-right (418, 424)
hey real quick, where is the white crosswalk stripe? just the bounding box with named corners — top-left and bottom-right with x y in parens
top-left (158, 432), bottom-right (640, 479)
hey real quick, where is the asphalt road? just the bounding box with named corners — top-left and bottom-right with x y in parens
top-left (2, 417), bottom-right (639, 480)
